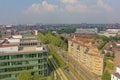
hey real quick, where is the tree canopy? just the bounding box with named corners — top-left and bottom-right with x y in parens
top-left (17, 71), bottom-right (53, 80)
top-left (57, 28), bottom-right (76, 34)
top-left (0, 34), bottom-right (2, 38)
top-left (17, 71), bottom-right (32, 80)
top-left (102, 70), bottom-right (111, 80)
top-left (38, 32), bottom-right (67, 51)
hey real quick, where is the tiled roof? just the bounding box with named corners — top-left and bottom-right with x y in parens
top-left (113, 73), bottom-right (120, 79)
top-left (117, 40), bottom-right (120, 44)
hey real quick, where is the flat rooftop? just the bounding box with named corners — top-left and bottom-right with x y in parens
top-left (19, 46), bottom-right (47, 52)
top-left (0, 35), bottom-right (48, 56)
top-left (0, 46), bottom-right (48, 56)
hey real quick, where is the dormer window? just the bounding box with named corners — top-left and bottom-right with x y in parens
top-left (85, 47), bottom-right (89, 54)
top-left (77, 45), bottom-right (80, 51)
top-left (71, 43), bottom-right (74, 47)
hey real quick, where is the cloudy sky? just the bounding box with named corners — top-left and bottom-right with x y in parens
top-left (0, 0), bottom-right (120, 24)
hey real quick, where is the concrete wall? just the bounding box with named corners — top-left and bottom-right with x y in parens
top-left (12, 35), bottom-right (22, 39)
top-left (0, 46), bottom-right (18, 52)
top-left (7, 39), bottom-right (20, 43)
top-left (111, 74), bottom-right (120, 80)
top-left (116, 67), bottom-right (120, 74)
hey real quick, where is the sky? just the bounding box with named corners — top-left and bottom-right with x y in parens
top-left (0, 0), bottom-right (120, 24)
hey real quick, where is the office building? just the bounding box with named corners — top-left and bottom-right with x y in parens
top-left (0, 35), bottom-right (48, 80)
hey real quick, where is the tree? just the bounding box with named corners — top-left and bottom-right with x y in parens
top-left (0, 34), bottom-right (2, 38)
top-left (97, 42), bottom-right (107, 50)
top-left (17, 71), bottom-right (33, 80)
top-left (38, 32), bottom-right (68, 51)
top-left (57, 28), bottom-right (76, 34)
top-left (112, 43), bottom-right (116, 48)
top-left (102, 70), bottom-right (111, 80)
top-left (33, 72), bottom-right (40, 80)
top-left (38, 33), bottom-right (49, 44)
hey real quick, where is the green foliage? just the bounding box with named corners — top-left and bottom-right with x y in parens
top-left (57, 28), bottom-right (76, 34)
top-left (93, 35), bottom-right (120, 42)
top-left (49, 45), bottom-right (66, 67)
top-left (109, 36), bottom-right (120, 41)
top-left (97, 41), bottom-right (107, 50)
top-left (102, 70), bottom-right (111, 80)
top-left (17, 71), bottom-right (53, 80)
top-left (94, 35), bottom-right (120, 50)
top-left (112, 43), bottom-right (116, 48)
top-left (106, 59), bottom-right (114, 70)
top-left (38, 33), bottom-right (49, 44)
top-left (33, 72), bottom-right (40, 80)
top-left (38, 32), bottom-right (67, 51)
top-left (17, 71), bottom-right (32, 80)
top-left (0, 34), bottom-right (2, 38)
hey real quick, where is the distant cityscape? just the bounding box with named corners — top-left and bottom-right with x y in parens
top-left (0, 23), bottom-right (120, 80)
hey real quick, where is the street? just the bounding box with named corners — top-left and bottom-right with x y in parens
top-left (54, 47), bottom-right (81, 80)
top-left (49, 56), bottom-right (68, 80)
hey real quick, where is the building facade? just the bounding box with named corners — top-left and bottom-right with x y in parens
top-left (0, 35), bottom-right (48, 80)
top-left (111, 67), bottom-right (120, 80)
top-left (75, 28), bottom-right (98, 34)
top-left (68, 36), bottom-right (104, 75)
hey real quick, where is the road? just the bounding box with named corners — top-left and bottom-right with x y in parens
top-left (54, 47), bottom-right (79, 80)
top-left (49, 56), bottom-right (68, 80)
top-left (64, 67), bottom-right (78, 80)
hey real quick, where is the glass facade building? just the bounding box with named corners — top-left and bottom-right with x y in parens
top-left (0, 36), bottom-right (49, 80)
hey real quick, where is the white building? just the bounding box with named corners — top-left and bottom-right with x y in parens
top-left (98, 32), bottom-right (117, 37)
top-left (7, 38), bottom-right (20, 43)
top-left (0, 44), bottom-right (18, 53)
top-left (12, 35), bottom-right (22, 39)
top-left (107, 29), bottom-right (120, 33)
top-left (98, 29), bottom-right (120, 37)
top-left (34, 30), bottom-right (38, 36)
top-left (111, 67), bottom-right (120, 80)
top-left (75, 28), bottom-right (98, 34)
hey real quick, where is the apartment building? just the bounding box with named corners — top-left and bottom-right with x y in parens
top-left (68, 35), bottom-right (104, 75)
top-left (111, 66), bottom-right (120, 80)
top-left (0, 35), bottom-right (49, 80)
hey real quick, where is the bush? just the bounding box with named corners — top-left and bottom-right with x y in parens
top-left (102, 70), bottom-right (111, 80)
top-left (106, 60), bottom-right (114, 70)
top-left (97, 42), bottom-right (107, 50)
top-left (17, 71), bottom-right (32, 80)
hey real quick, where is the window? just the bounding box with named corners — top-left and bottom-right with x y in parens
top-left (0, 56), bottom-right (9, 60)
top-left (71, 43), bottom-right (74, 47)
top-left (38, 54), bottom-right (42, 57)
top-left (11, 54), bottom-right (23, 59)
top-left (77, 45), bottom-right (80, 51)
top-left (0, 62), bottom-right (9, 66)
top-left (85, 47), bottom-right (89, 54)
top-left (38, 59), bottom-right (43, 63)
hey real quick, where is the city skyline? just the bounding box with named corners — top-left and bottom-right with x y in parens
top-left (0, 0), bottom-right (120, 24)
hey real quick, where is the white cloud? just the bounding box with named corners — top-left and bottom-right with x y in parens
top-left (65, 4), bottom-right (88, 12)
top-left (59, 0), bottom-right (88, 13)
top-left (60, 0), bottom-right (78, 4)
top-left (97, 0), bottom-right (112, 11)
top-left (26, 1), bottom-right (57, 14)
